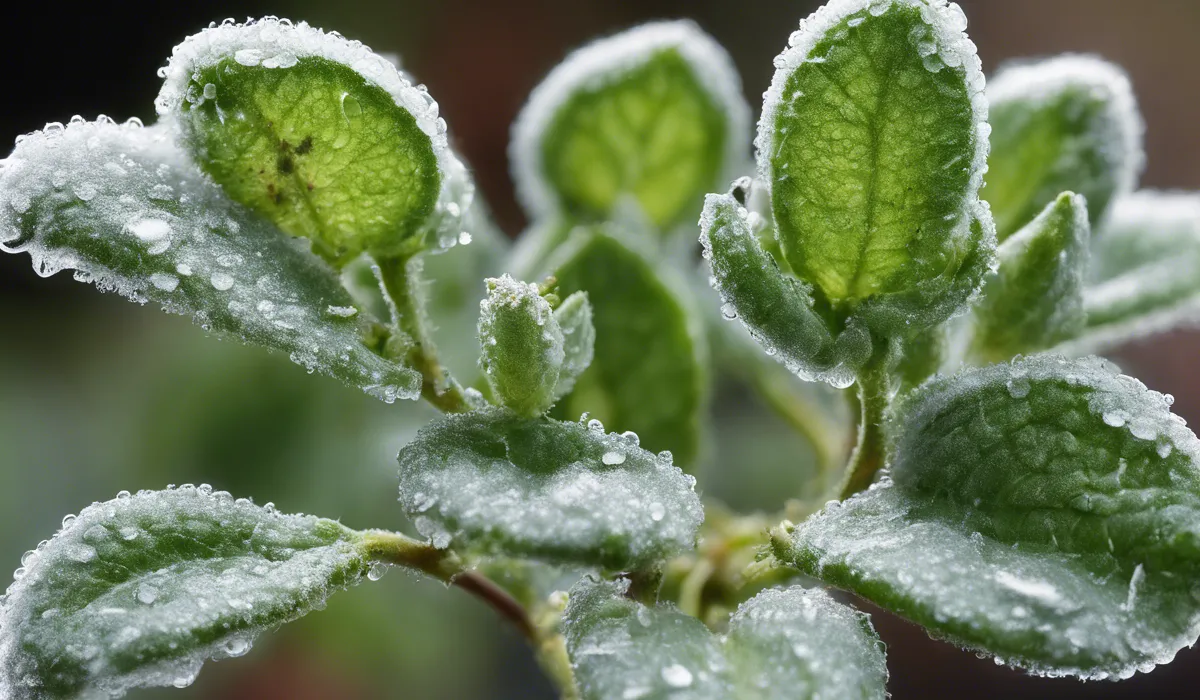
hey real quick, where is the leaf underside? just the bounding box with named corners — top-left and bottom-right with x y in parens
top-left (0, 119), bottom-right (420, 403)
top-left (761, 0), bottom-right (988, 333)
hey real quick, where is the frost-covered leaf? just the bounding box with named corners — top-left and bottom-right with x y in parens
top-left (775, 355), bottom-right (1200, 679)
top-left (511, 20), bottom-right (749, 232)
top-left (971, 192), bottom-right (1090, 361)
top-left (158, 17), bottom-right (471, 264)
top-left (0, 486), bottom-right (372, 699)
top-left (0, 118), bottom-right (419, 403)
top-left (757, 0), bottom-right (993, 336)
top-left (563, 578), bottom-right (887, 699)
top-left (547, 228), bottom-right (707, 465)
top-left (701, 188), bottom-right (870, 389)
top-left (396, 406), bottom-right (703, 569)
top-left (987, 55), bottom-right (1143, 241)
top-left (478, 275), bottom-right (564, 417)
top-left (1065, 191), bottom-right (1200, 352)
top-left (552, 291), bottom-right (596, 401)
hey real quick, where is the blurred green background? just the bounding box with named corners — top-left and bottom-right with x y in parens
top-left (2, 1), bottom-right (1200, 698)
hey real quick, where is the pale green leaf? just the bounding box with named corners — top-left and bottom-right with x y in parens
top-left (775, 355), bottom-right (1200, 679)
top-left (986, 55), bottom-right (1143, 241)
top-left (396, 406), bottom-right (703, 570)
top-left (552, 291), bottom-right (596, 401)
top-left (757, 0), bottom-right (993, 336)
top-left (512, 20), bottom-right (749, 232)
top-left (0, 486), bottom-right (372, 699)
top-left (158, 17), bottom-right (471, 264)
top-left (478, 275), bottom-right (564, 417)
top-left (1065, 191), bottom-right (1200, 352)
top-left (563, 578), bottom-right (888, 699)
top-left (971, 192), bottom-right (1090, 361)
top-left (0, 118), bottom-right (420, 403)
top-left (700, 188), bottom-right (869, 389)
top-left (547, 227), bottom-right (708, 465)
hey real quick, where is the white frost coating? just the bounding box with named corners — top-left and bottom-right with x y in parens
top-left (725, 587), bottom-right (888, 699)
top-left (1061, 191), bottom-right (1200, 354)
top-left (0, 486), bottom-right (368, 699)
top-left (397, 408), bottom-right (704, 569)
top-left (510, 20), bottom-right (750, 221)
top-left (756, 0), bottom-right (989, 214)
top-left (896, 355), bottom-right (1194, 464)
top-left (989, 54), bottom-right (1144, 225)
top-left (563, 580), bottom-right (887, 699)
top-left (155, 16), bottom-right (472, 252)
top-left (0, 118), bottom-right (420, 402)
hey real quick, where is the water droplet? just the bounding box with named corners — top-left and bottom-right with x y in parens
top-left (341, 93), bottom-right (362, 120)
top-left (601, 451), bottom-right (626, 466)
top-left (661, 664), bottom-right (693, 688)
top-left (137, 584), bottom-right (159, 605)
top-left (223, 637), bottom-right (251, 657)
top-left (367, 562), bottom-right (388, 581)
top-left (210, 272), bottom-right (235, 291)
top-left (649, 503), bottom-right (665, 522)
top-left (149, 273), bottom-right (179, 292)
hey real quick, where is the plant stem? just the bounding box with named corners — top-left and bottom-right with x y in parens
top-left (359, 530), bottom-right (536, 641)
top-left (837, 363), bottom-right (891, 500)
top-left (751, 370), bottom-right (848, 492)
top-left (374, 253), bottom-right (472, 414)
top-left (361, 531), bottom-right (583, 696)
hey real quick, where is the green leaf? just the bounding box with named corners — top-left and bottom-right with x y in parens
top-left (758, 0), bottom-right (993, 336)
top-left (971, 192), bottom-right (1090, 361)
top-left (478, 275), bottom-right (564, 417)
top-left (701, 188), bottom-right (870, 389)
top-left (552, 291), bottom-right (596, 401)
top-left (1066, 191), bottom-right (1200, 352)
top-left (0, 486), bottom-right (372, 699)
top-left (511, 20), bottom-right (749, 231)
top-left (986, 55), bottom-right (1143, 242)
top-left (0, 118), bottom-right (420, 403)
top-left (774, 355), bottom-right (1200, 679)
top-left (547, 228), bottom-right (707, 465)
top-left (396, 406), bottom-right (703, 570)
top-left (158, 17), bottom-right (471, 264)
top-left (563, 578), bottom-right (888, 699)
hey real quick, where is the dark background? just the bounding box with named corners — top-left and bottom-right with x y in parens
top-left (2, 1), bottom-right (1200, 698)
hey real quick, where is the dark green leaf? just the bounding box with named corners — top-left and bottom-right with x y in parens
top-left (478, 275), bottom-right (564, 417)
top-left (547, 228), bottom-right (708, 465)
top-left (971, 192), bottom-right (1090, 361)
top-left (512, 20), bottom-right (749, 231)
top-left (986, 55), bottom-right (1143, 241)
top-left (775, 355), bottom-right (1200, 679)
top-left (396, 406), bottom-right (703, 570)
top-left (0, 486), bottom-right (372, 699)
top-left (563, 578), bottom-right (888, 699)
top-left (758, 0), bottom-right (992, 335)
top-left (159, 17), bottom-right (471, 264)
top-left (1068, 191), bottom-right (1200, 352)
top-left (0, 118), bottom-right (419, 402)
